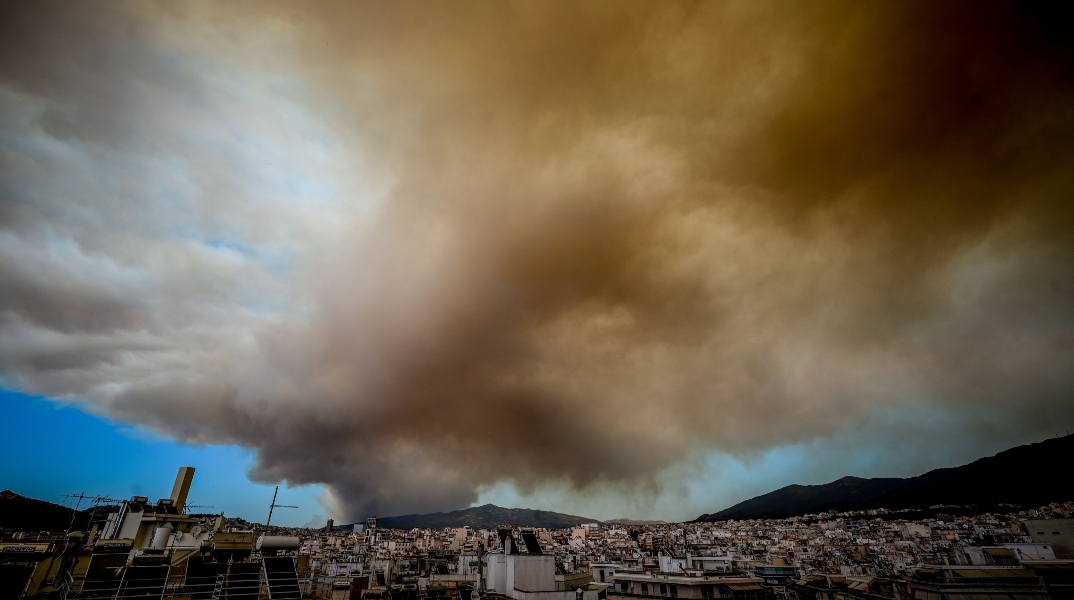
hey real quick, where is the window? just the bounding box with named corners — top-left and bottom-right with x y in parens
top-left (661, 584), bottom-right (667, 596)
top-left (669, 585), bottom-right (678, 598)
top-left (642, 583), bottom-right (649, 595)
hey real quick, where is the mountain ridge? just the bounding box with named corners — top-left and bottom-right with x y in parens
top-left (695, 435), bottom-right (1074, 521)
top-left (6, 436), bottom-right (1071, 532)
top-left (0, 490), bottom-right (97, 532)
top-left (353, 503), bottom-right (599, 530)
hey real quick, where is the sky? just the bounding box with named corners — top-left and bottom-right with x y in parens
top-left (1, 1), bottom-right (1073, 525)
top-left (0, 389), bottom-right (327, 528)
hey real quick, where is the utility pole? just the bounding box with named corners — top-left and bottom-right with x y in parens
top-left (265, 486), bottom-right (298, 529)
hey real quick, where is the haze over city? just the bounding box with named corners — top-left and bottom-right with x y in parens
top-left (2, 1), bottom-right (1073, 527)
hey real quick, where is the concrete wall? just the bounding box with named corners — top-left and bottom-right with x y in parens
top-left (658, 555), bottom-right (686, 573)
top-left (1004, 543), bottom-right (1056, 560)
top-left (512, 555), bottom-right (556, 593)
top-left (117, 512), bottom-right (143, 542)
top-left (488, 553), bottom-right (508, 595)
top-left (1025, 519), bottom-right (1074, 558)
top-left (688, 556), bottom-right (731, 572)
top-left (514, 591), bottom-right (600, 600)
top-left (487, 553), bottom-right (559, 598)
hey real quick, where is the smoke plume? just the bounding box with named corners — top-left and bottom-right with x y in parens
top-left (2, 1), bottom-right (1073, 519)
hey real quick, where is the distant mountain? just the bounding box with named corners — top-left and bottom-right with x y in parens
top-left (604, 518), bottom-right (668, 526)
top-left (0, 490), bottom-right (98, 532)
top-left (356, 504), bottom-right (599, 530)
top-left (696, 435), bottom-right (1074, 521)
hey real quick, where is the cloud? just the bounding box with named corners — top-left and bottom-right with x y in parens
top-left (1, 1), bottom-right (1073, 521)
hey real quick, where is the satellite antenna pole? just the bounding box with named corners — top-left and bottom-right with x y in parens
top-left (265, 486), bottom-right (299, 529)
top-left (266, 486), bottom-right (278, 528)
top-left (46, 493), bottom-right (94, 588)
top-left (60, 493), bottom-right (93, 535)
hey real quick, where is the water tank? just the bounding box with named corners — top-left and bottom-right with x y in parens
top-left (256, 535), bottom-right (300, 551)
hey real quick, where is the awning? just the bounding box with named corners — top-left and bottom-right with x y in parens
top-left (951, 570), bottom-right (989, 578)
top-left (942, 594), bottom-right (994, 600)
top-left (725, 583), bottom-right (764, 590)
top-left (983, 569), bottom-right (1034, 578)
top-left (1022, 563), bottom-right (1074, 572)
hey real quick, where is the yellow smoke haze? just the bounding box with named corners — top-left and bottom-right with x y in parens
top-left (1, 1), bottom-right (1072, 519)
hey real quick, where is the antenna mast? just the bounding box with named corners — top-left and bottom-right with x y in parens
top-left (265, 486), bottom-right (298, 529)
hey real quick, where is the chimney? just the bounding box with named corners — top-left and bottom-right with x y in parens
top-left (170, 466), bottom-right (195, 512)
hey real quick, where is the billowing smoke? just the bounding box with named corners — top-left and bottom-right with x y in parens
top-left (2, 1), bottom-right (1073, 520)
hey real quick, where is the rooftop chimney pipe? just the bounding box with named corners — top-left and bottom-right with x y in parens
top-left (170, 466), bottom-right (195, 513)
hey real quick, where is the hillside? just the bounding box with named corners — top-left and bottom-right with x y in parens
top-left (605, 518), bottom-right (668, 526)
top-left (0, 490), bottom-right (96, 532)
top-left (696, 434), bottom-right (1074, 521)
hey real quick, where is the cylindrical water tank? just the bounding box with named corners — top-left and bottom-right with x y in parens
top-left (151, 523), bottom-right (174, 549)
top-left (256, 535), bottom-right (300, 551)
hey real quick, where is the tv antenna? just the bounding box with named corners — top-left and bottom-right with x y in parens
top-left (60, 493), bottom-right (93, 535)
top-left (61, 492), bottom-right (91, 507)
top-left (62, 494), bottom-right (120, 506)
top-left (265, 486), bottom-right (298, 528)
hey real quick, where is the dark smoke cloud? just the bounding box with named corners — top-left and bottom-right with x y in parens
top-left (2, 1), bottom-right (1073, 520)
